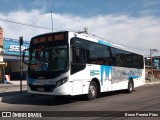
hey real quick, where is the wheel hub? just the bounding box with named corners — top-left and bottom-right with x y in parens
top-left (90, 85), bottom-right (96, 97)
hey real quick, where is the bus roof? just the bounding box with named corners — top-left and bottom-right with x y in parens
top-left (31, 31), bottom-right (144, 56)
top-left (70, 31), bottom-right (144, 56)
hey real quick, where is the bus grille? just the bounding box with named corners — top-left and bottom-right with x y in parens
top-left (28, 84), bottom-right (56, 92)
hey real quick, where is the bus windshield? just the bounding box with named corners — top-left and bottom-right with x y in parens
top-left (29, 45), bottom-right (68, 72)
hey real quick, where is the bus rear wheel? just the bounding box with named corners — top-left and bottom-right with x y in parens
top-left (127, 80), bottom-right (134, 93)
top-left (87, 81), bottom-right (98, 100)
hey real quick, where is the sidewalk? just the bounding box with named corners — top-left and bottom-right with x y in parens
top-left (145, 78), bottom-right (160, 85)
top-left (0, 80), bottom-right (27, 93)
top-left (0, 80), bottom-right (27, 86)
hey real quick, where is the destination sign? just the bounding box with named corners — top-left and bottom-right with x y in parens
top-left (31, 33), bottom-right (66, 45)
top-left (32, 47), bottom-right (43, 52)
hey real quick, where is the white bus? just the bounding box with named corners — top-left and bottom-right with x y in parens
top-left (23, 31), bottom-right (145, 100)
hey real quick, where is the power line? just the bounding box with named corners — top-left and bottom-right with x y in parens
top-left (88, 32), bottom-right (152, 51)
top-left (1, 18), bottom-right (159, 53)
top-left (0, 17), bottom-right (59, 31)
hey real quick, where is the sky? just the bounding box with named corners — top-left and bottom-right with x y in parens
top-left (0, 0), bottom-right (160, 55)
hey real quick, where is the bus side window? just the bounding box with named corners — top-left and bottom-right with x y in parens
top-left (73, 48), bottom-right (85, 64)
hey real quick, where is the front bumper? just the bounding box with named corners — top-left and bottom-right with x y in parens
top-left (27, 82), bottom-right (71, 96)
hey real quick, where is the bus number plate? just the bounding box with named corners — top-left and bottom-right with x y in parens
top-left (35, 80), bottom-right (45, 85)
top-left (37, 87), bottom-right (44, 92)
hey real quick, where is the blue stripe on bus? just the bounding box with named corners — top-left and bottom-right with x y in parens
top-left (128, 75), bottom-right (141, 80)
top-left (98, 40), bottom-right (111, 46)
top-left (100, 65), bottom-right (112, 85)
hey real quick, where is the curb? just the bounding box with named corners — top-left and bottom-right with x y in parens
top-left (0, 84), bottom-right (19, 87)
top-left (0, 83), bottom-right (27, 87)
top-left (145, 82), bottom-right (160, 85)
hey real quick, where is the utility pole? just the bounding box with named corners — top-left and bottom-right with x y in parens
top-left (51, 11), bottom-right (53, 32)
top-left (19, 36), bottom-right (23, 93)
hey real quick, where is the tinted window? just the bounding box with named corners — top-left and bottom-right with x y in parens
top-left (73, 48), bottom-right (86, 64)
top-left (71, 37), bottom-right (144, 69)
top-left (87, 42), bottom-right (104, 65)
top-left (103, 46), bottom-right (111, 65)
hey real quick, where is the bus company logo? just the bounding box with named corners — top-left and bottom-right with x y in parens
top-left (90, 70), bottom-right (100, 76)
top-left (2, 112), bottom-right (11, 117)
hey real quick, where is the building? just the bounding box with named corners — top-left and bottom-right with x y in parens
top-left (0, 26), bottom-right (30, 83)
top-left (145, 56), bottom-right (160, 80)
top-left (0, 27), bottom-right (7, 83)
top-left (3, 37), bottom-right (29, 80)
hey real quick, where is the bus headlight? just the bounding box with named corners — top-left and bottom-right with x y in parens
top-left (56, 77), bottom-right (68, 88)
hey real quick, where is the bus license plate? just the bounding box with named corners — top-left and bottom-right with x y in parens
top-left (37, 87), bottom-right (44, 92)
top-left (36, 80), bottom-right (45, 85)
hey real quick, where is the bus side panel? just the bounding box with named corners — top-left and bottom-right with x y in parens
top-left (111, 67), bottom-right (127, 91)
top-left (111, 67), bottom-right (145, 91)
top-left (82, 80), bottom-right (90, 95)
top-left (72, 80), bottom-right (83, 95)
top-left (70, 65), bottom-right (145, 96)
top-left (133, 69), bottom-right (145, 88)
top-left (100, 65), bottom-right (112, 92)
top-left (70, 64), bottom-right (101, 95)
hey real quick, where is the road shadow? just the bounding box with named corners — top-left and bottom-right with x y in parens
top-left (1, 91), bottom-right (79, 106)
top-left (0, 91), bottom-right (27, 97)
top-left (100, 89), bottom-right (136, 98)
top-left (1, 90), bottom-right (135, 106)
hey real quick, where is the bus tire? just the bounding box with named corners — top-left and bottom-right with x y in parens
top-left (87, 81), bottom-right (98, 100)
top-left (127, 80), bottom-right (134, 93)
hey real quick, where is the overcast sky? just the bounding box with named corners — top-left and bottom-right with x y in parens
top-left (0, 0), bottom-right (160, 55)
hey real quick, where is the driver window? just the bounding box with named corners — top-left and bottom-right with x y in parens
top-left (73, 48), bottom-right (85, 64)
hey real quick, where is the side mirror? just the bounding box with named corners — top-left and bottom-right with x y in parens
top-left (22, 48), bottom-right (29, 65)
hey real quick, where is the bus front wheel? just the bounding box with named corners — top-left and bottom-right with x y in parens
top-left (87, 81), bottom-right (98, 100)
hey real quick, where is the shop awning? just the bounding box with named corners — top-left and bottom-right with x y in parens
top-left (0, 62), bottom-right (7, 68)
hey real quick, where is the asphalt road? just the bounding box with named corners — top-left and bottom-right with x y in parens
top-left (0, 84), bottom-right (160, 120)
